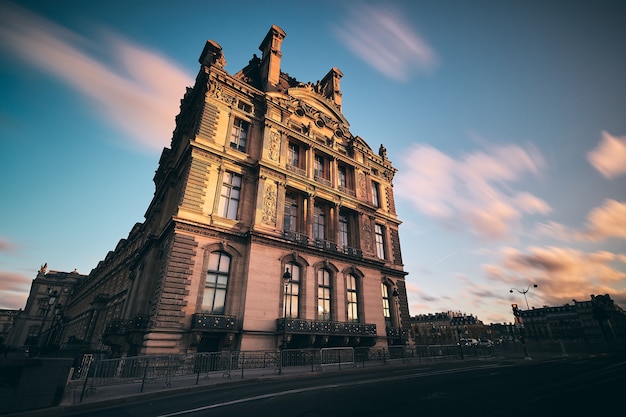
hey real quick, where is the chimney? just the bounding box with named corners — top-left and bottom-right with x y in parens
top-left (319, 68), bottom-right (343, 111)
top-left (199, 40), bottom-right (226, 68)
top-left (259, 25), bottom-right (286, 91)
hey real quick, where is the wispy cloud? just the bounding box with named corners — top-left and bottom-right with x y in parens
top-left (0, 236), bottom-right (18, 252)
top-left (0, 2), bottom-right (193, 152)
top-left (395, 142), bottom-right (549, 240)
top-left (332, 3), bottom-right (437, 81)
top-left (485, 246), bottom-right (626, 308)
top-left (0, 271), bottom-right (31, 310)
top-left (588, 131), bottom-right (626, 179)
top-left (536, 199), bottom-right (626, 242)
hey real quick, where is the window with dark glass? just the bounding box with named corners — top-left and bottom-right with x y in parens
top-left (288, 143), bottom-right (300, 167)
top-left (317, 269), bottom-right (332, 320)
top-left (218, 172), bottom-right (242, 219)
top-left (284, 263), bottom-right (300, 318)
top-left (203, 252), bottom-right (230, 314)
top-left (375, 224), bottom-right (385, 259)
top-left (339, 215), bottom-right (349, 248)
top-left (230, 118), bottom-right (249, 152)
top-left (313, 205), bottom-right (326, 240)
top-left (347, 274), bottom-right (359, 322)
top-left (382, 283), bottom-right (391, 326)
top-left (338, 165), bottom-right (347, 187)
top-left (372, 181), bottom-right (380, 207)
top-left (284, 193), bottom-right (298, 232)
top-left (314, 155), bottom-right (325, 178)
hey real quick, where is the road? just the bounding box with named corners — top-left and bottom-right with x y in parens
top-left (62, 354), bottom-right (625, 417)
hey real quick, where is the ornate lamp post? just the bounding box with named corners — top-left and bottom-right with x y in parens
top-left (34, 288), bottom-right (58, 356)
top-left (510, 284), bottom-right (538, 310)
top-left (278, 267), bottom-right (291, 374)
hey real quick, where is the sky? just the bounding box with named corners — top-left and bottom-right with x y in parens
top-left (1, 0), bottom-right (625, 324)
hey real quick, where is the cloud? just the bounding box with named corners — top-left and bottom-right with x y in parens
top-left (484, 246), bottom-right (626, 308)
top-left (0, 271), bottom-right (31, 310)
top-left (333, 3), bottom-right (438, 81)
top-left (0, 2), bottom-right (194, 152)
top-left (395, 143), bottom-right (549, 240)
top-left (536, 199), bottom-right (626, 242)
top-left (0, 236), bottom-right (18, 252)
top-left (587, 131), bottom-right (626, 179)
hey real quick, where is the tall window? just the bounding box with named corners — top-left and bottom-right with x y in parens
top-left (338, 165), bottom-right (347, 187)
top-left (288, 143), bottom-right (300, 167)
top-left (339, 215), bottom-right (349, 248)
top-left (230, 118), bottom-right (248, 152)
top-left (203, 252), bottom-right (230, 314)
top-left (314, 155), bottom-right (325, 178)
top-left (317, 269), bottom-right (332, 320)
top-left (381, 284), bottom-right (391, 326)
top-left (372, 181), bottom-right (380, 207)
top-left (313, 205), bottom-right (326, 240)
top-left (347, 274), bottom-right (359, 322)
top-left (218, 172), bottom-right (242, 219)
top-left (284, 263), bottom-right (300, 318)
top-left (284, 193), bottom-right (298, 232)
top-left (375, 224), bottom-right (386, 259)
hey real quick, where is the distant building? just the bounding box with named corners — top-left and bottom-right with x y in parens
top-left (514, 294), bottom-right (626, 342)
top-left (0, 308), bottom-right (19, 348)
top-left (6, 265), bottom-right (86, 351)
top-left (411, 311), bottom-right (486, 344)
top-left (40, 25), bottom-right (409, 357)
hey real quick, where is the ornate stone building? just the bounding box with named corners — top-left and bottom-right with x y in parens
top-left (58, 25), bottom-right (409, 356)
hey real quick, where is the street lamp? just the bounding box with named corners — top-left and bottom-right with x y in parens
top-left (510, 284), bottom-right (538, 310)
top-left (34, 288), bottom-right (58, 355)
top-left (278, 267), bottom-right (291, 374)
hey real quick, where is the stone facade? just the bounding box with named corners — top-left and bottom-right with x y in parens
top-left (54, 25), bottom-right (409, 356)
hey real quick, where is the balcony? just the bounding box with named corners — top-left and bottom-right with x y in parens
top-left (386, 327), bottom-right (409, 340)
top-left (283, 231), bottom-right (309, 246)
top-left (191, 313), bottom-right (237, 332)
top-left (286, 164), bottom-right (306, 177)
top-left (277, 318), bottom-right (377, 336)
top-left (342, 246), bottom-right (363, 259)
top-left (314, 175), bottom-right (332, 188)
top-left (103, 314), bottom-right (150, 336)
top-left (314, 239), bottom-right (337, 251)
top-left (338, 185), bottom-right (356, 197)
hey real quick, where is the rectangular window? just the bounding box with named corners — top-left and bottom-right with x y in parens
top-left (313, 205), bottom-right (326, 240)
top-left (203, 252), bottom-right (231, 314)
top-left (284, 194), bottom-right (298, 232)
top-left (284, 263), bottom-right (300, 318)
top-left (288, 143), bottom-right (300, 167)
top-left (314, 155), bottom-right (325, 178)
top-left (372, 181), bottom-right (380, 207)
top-left (218, 172), bottom-right (242, 219)
top-left (338, 165), bottom-right (347, 187)
top-left (237, 100), bottom-right (252, 113)
top-left (382, 284), bottom-right (391, 326)
top-left (317, 269), bottom-right (332, 320)
top-left (375, 224), bottom-right (386, 259)
top-left (230, 118), bottom-right (248, 152)
top-left (339, 215), bottom-right (349, 248)
top-left (347, 275), bottom-right (359, 322)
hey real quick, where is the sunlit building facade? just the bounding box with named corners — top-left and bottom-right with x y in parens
top-left (54, 25), bottom-right (410, 356)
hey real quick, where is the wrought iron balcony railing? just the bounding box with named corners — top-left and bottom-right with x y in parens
top-left (191, 313), bottom-right (237, 331)
top-left (283, 230), bottom-right (309, 246)
top-left (286, 164), bottom-right (307, 177)
top-left (386, 327), bottom-right (408, 339)
top-left (338, 185), bottom-right (356, 197)
top-left (342, 246), bottom-right (363, 258)
top-left (103, 314), bottom-right (150, 336)
top-left (314, 175), bottom-right (332, 188)
top-left (276, 318), bottom-right (376, 336)
top-left (314, 239), bottom-right (338, 251)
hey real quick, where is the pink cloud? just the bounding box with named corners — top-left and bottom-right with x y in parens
top-left (587, 131), bottom-right (626, 179)
top-left (396, 143), bottom-right (549, 240)
top-left (0, 2), bottom-right (194, 153)
top-left (0, 271), bottom-right (31, 310)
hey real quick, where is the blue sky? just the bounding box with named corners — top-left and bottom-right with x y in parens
top-left (1, 0), bottom-right (625, 324)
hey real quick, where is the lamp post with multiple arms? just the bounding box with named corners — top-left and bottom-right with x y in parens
top-left (510, 284), bottom-right (538, 310)
top-left (278, 267), bottom-right (292, 375)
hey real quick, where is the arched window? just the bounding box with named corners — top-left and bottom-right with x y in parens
top-left (203, 252), bottom-right (231, 314)
top-left (346, 274), bottom-right (359, 322)
top-left (317, 269), bottom-right (332, 320)
top-left (284, 263), bottom-right (300, 318)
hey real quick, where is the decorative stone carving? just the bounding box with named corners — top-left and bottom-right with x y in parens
top-left (262, 181), bottom-right (277, 226)
top-left (268, 130), bottom-right (280, 161)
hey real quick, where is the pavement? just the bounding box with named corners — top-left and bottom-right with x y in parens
top-left (0, 346), bottom-right (579, 417)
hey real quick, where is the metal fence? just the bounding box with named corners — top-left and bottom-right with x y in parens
top-left (74, 344), bottom-right (500, 402)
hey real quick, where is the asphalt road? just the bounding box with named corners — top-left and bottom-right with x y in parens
top-left (62, 355), bottom-right (625, 417)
